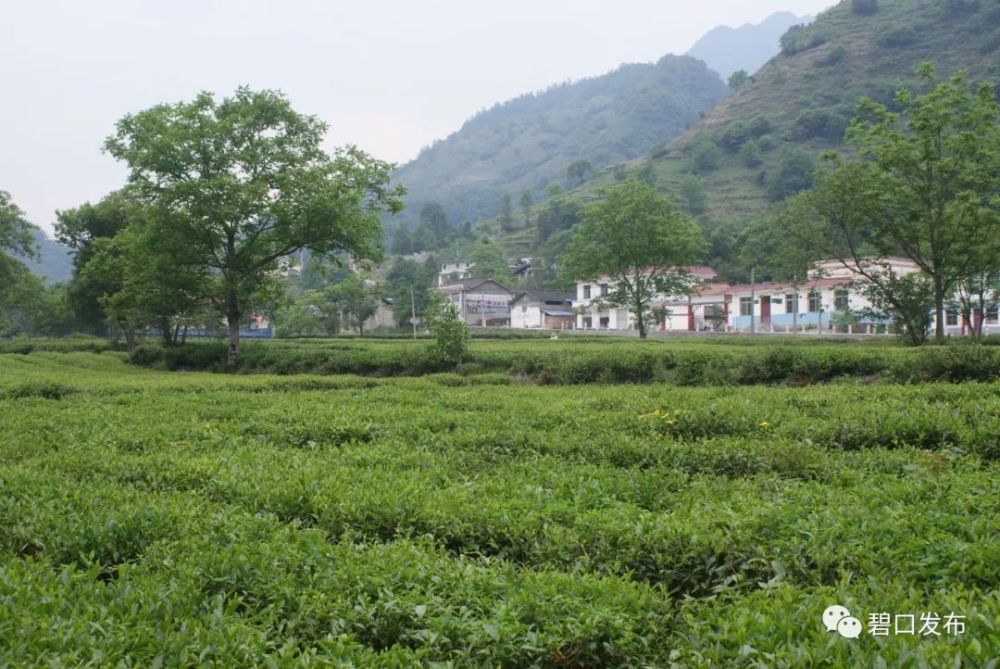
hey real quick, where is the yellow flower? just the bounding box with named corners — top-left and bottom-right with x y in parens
top-left (759, 421), bottom-right (772, 430)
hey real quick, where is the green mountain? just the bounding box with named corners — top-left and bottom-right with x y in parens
top-left (569, 0), bottom-right (1000, 229)
top-left (686, 11), bottom-right (806, 79)
top-left (390, 54), bottom-right (726, 238)
top-left (23, 227), bottom-right (73, 284)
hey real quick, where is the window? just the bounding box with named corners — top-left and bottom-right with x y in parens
top-left (739, 297), bottom-right (753, 317)
top-left (582, 316), bottom-right (592, 329)
top-left (599, 316), bottom-right (610, 329)
top-left (808, 291), bottom-right (822, 313)
top-left (946, 310), bottom-right (959, 326)
top-left (583, 285), bottom-right (591, 299)
top-left (987, 306), bottom-right (999, 324)
top-left (834, 289), bottom-right (849, 311)
top-left (785, 293), bottom-right (798, 314)
top-left (600, 283), bottom-right (609, 297)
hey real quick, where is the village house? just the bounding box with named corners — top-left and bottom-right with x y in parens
top-left (437, 261), bottom-right (475, 287)
top-left (573, 266), bottom-right (718, 331)
top-left (509, 257), bottom-right (545, 283)
top-left (361, 297), bottom-right (396, 333)
top-left (510, 289), bottom-right (576, 329)
top-left (714, 258), bottom-right (920, 334)
top-left (437, 278), bottom-right (512, 327)
top-left (570, 258), bottom-right (1000, 335)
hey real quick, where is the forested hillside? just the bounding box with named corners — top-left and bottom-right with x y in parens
top-left (570, 0), bottom-right (1000, 230)
top-left (390, 55), bottom-right (726, 242)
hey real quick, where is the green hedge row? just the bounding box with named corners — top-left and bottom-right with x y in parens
top-left (0, 337), bottom-right (114, 354)
top-left (129, 340), bottom-right (1000, 385)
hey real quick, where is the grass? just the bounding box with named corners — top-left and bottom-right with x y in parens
top-left (0, 350), bottom-right (997, 666)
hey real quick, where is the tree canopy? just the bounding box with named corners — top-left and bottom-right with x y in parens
top-left (104, 87), bottom-right (403, 368)
top-left (561, 180), bottom-right (704, 338)
top-left (0, 191), bottom-right (36, 291)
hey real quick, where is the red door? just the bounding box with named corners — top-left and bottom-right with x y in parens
top-left (761, 296), bottom-right (771, 324)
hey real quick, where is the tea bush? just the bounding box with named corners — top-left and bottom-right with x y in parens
top-left (128, 337), bottom-right (1000, 388)
top-left (1, 352), bottom-right (997, 666)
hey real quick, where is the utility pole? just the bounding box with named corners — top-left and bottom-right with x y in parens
top-left (749, 266), bottom-right (756, 335)
top-left (410, 286), bottom-right (417, 340)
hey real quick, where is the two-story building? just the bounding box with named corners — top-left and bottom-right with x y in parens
top-left (568, 258), bottom-right (994, 335)
top-left (573, 266), bottom-right (718, 331)
top-left (437, 278), bottom-right (512, 327)
top-left (437, 261), bottom-right (475, 287)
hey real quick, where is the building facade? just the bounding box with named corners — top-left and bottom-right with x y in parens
top-left (510, 290), bottom-right (575, 329)
top-left (437, 278), bottom-right (512, 327)
top-left (569, 258), bottom-right (1000, 336)
top-left (437, 261), bottom-right (475, 287)
top-left (573, 266), bottom-right (718, 331)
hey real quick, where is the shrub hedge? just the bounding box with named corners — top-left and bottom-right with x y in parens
top-left (129, 339), bottom-right (1000, 386)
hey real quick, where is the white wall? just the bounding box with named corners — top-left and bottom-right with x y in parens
top-left (511, 304), bottom-right (543, 329)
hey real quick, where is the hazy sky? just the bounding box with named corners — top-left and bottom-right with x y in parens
top-left (2, 0), bottom-right (836, 234)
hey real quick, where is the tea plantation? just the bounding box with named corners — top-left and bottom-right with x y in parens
top-left (1, 346), bottom-right (998, 666)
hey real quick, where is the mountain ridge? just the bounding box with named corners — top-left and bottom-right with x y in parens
top-left (686, 11), bottom-right (808, 78)
top-left (540, 0), bottom-right (1000, 239)
top-left (390, 54), bottom-right (726, 243)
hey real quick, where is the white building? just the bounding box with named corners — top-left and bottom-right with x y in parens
top-left (716, 258), bottom-right (920, 334)
top-left (569, 258), bottom-right (1000, 336)
top-left (437, 261), bottom-right (475, 287)
top-left (437, 278), bottom-right (512, 327)
top-left (573, 266), bottom-right (718, 331)
top-left (510, 290), bottom-right (575, 329)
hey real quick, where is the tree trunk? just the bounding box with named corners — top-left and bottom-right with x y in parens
top-left (974, 287), bottom-right (987, 342)
top-left (226, 307), bottom-right (241, 373)
top-left (122, 322), bottom-right (136, 351)
top-left (160, 316), bottom-right (172, 346)
top-left (635, 300), bottom-right (647, 339)
top-left (934, 279), bottom-right (946, 342)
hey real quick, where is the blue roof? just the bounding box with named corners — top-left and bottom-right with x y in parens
top-left (543, 309), bottom-right (576, 317)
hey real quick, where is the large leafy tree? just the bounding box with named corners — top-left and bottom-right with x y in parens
top-left (0, 191), bottom-right (36, 293)
top-left (386, 257), bottom-right (435, 328)
top-left (55, 192), bottom-right (134, 333)
top-left (81, 216), bottom-right (209, 348)
top-left (0, 192), bottom-right (74, 338)
top-left (561, 179), bottom-right (704, 338)
top-left (467, 238), bottom-right (511, 284)
top-left (774, 167), bottom-right (931, 343)
top-left (735, 212), bottom-right (820, 332)
top-left (819, 65), bottom-right (1000, 342)
top-left (325, 273), bottom-right (381, 336)
top-left (0, 270), bottom-right (73, 338)
top-left (105, 87), bottom-right (403, 369)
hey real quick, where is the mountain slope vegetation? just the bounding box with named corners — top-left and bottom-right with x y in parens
top-left (390, 55), bottom-right (726, 235)
top-left (572, 0), bottom-right (1000, 229)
